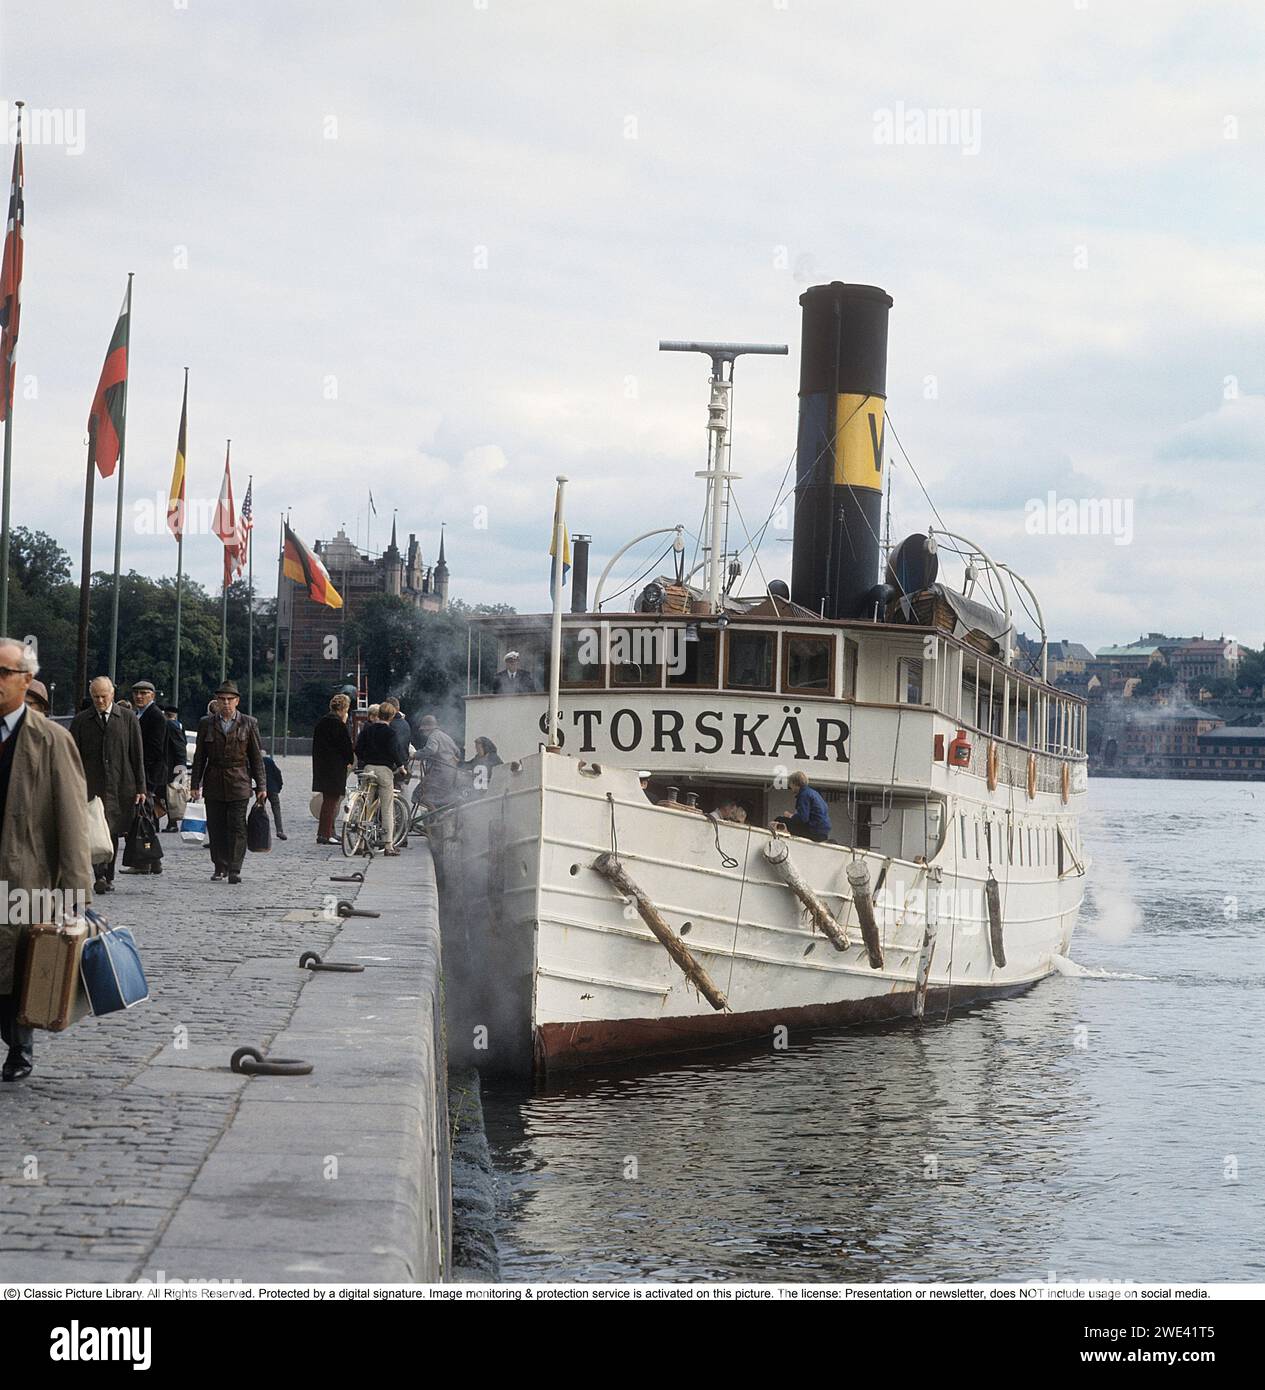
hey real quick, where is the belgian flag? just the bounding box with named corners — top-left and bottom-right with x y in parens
top-left (284, 522), bottom-right (342, 608)
top-left (87, 282), bottom-right (130, 478)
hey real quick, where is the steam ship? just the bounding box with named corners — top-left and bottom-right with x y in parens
top-left (431, 282), bottom-right (1089, 1075)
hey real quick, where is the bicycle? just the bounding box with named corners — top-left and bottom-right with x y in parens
top-left (341, 772), bottom-right (411, 857)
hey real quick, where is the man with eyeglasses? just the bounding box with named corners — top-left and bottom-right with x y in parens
top-left (0, 638), bottom-right (94, 1082)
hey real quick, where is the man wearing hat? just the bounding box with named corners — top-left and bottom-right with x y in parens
top-left (23, 679), bottom-right (50, 715)
top-left (190, 680), bottom-right (266, 884)
top-left (492, 651), bottom-right (538, 694)
top-left (132, 679), bottom-right (170, 834)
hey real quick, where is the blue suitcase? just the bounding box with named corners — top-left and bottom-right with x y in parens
top-left (80, 915), bottom-right (150, 1016)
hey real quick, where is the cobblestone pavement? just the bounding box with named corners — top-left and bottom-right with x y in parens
top-left (0, 759), bottom-right (382, 1282)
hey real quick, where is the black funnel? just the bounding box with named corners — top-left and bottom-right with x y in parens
top-left (790, 282), bottom-right (893, 620)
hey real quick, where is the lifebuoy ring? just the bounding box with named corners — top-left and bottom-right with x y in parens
top-left (1060, 763), bottom-right (1070, 805)
top-left (986, 743), bottom-right (999, 792)
top-left (1026, 753), bottom-right (1038, 800)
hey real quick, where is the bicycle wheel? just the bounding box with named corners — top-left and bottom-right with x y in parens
top-left (390, 792), bottom-right (411, 847)
top-left (341, 793), bottom-right (368, 857)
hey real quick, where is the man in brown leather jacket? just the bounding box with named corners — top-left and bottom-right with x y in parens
top-left (190, 679), bottom-right (266, 884)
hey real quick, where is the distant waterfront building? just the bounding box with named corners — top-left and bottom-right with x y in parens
top-left (279, 519), bottom-right (449, 688)
top-left (1093, 643), bottom-right (1164, 674)
top-left (1016, 634), bottom-right (1093, 683)
top-left (1193, 725), bottom-right (1265, 777)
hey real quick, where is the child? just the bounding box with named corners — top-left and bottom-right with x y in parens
top-left (263, 752), bottom-right (287, 840)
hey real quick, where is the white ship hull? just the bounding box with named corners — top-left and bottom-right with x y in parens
top-left (431, 751), bottom-right (1086, 1074)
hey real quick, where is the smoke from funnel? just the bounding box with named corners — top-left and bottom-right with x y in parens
top-left (791, 282), bottom-right (893, 620)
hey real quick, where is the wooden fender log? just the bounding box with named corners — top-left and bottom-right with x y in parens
top-left (913, 867), bottom-right (942, 1021)
top-left (592, 852), bottom-right (728, 1011)
top-left (985, 872), bottom-right (1006, 968)
top-left (762, 840), bottom-right (849, 952)
top-left (845, 860), bottom-right (885, 970)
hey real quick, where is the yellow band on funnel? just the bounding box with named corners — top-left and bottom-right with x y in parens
top-left (834, 393), bottom-right (886, 490)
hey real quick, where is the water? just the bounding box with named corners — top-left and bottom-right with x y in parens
top-left (483, 779), bottom-right (1265, 1281)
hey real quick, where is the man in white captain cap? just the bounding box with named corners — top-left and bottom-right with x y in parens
top-left (492, 650), bottom-right (538, 695)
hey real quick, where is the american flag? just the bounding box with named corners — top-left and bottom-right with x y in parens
top-left (233, 479), bottom-right (253, 579)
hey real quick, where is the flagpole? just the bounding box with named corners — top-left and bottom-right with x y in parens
top-left (172, 366), bottom-right (188, 711)
top-left (107, 271), bottom-right (133, 684)
top-left (547, 474), bottom-right (567, 749)
top-left (74, 436), bottom-right (94, 703)
top-left (0, 345), bottom-right (14, 639)
top-left (282, 511), bottom-right (293, 757)
top-left (270, 514), bottom-right (283, 743)
top-left (220, 439), bottom-right (231, 682)
top-left (247, 475), bottom-right (254, 717)
top-left (0, 101), bottom-right (21, 638)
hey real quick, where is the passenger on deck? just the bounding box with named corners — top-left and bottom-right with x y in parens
top-left (638, 770), bottom-right (655, 803)
top-left (715, 801), bottom-right (748, 824)
top-left (772, 771), bottom-right (831, 843)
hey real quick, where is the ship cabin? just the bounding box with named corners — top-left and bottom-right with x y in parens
top-left (461, 599), bottom-right (1088, 867)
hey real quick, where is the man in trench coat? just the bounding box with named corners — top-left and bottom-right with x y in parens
top-left (70, 677), bottom-right (147, 892)
top-left (0, 638), bottom-right (95, 1082)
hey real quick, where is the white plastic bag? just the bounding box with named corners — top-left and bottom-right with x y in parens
top-left (86, 797), bottom-right (115, 861)
top-left (180, 797), bottom-right (208, 846)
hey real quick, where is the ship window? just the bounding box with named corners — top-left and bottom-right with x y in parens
top-left (959, 814), bottom-right (967, 858)
top-left (668, 626), bottom-right (719, 688)
top-left (559, 629), bottom-right (604, 688)
top-left (725, 630), bottom-right (776, 691)
top-left (1018, 829), bottom-right (1024, 866)
top-left (896, 657), bottom-right (925, 705)
top-left (784, 635), bottom-right (834, 695)
top-left (842, 639), bottom-right (859, 698)
top-left (974, 820), bottom-right (981, 860)
top-left (610, 626), bottom-right (664, 687)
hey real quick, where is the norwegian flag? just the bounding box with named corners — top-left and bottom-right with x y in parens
top-left (0, 124), bottom-right (25, 423)
top-left (232, 478), bottom-right (253, 579)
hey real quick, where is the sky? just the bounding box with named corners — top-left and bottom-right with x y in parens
top-left (1, 0), bottom-right (1263, 649)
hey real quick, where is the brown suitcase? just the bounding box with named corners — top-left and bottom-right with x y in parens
top-left (18, 919), bottom-right (90, 1031)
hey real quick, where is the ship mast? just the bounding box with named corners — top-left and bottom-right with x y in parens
top-left (658, 340), bottom-right (787, 612)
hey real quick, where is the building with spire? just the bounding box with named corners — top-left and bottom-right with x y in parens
top-left (279, 520), bottom-right (449, 688)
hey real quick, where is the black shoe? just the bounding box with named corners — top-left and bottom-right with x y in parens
top-left (162, 825), bottom-right (179, 833)
top-left (228, 873), bottom-right (242, 884)
top-left (102, 880), bottom-right (115, 892)
top-left (277, 833), bottom-right (288, 841)
top-left (2, 1055), bottom-right (33, 1082)
top-left (94, 878), bottom-right (108, 894)
top-left (149, 864), bottom-right (163, 875)
top-left (211, 869), bottom-right (225, 881)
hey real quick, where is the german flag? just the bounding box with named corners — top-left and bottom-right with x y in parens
top-left (284, 522), bottom-right (342, 608)
top-left (88, 282), bottom-right (130, 478)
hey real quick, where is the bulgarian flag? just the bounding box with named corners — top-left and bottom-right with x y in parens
top-left (0, 118), bottom-right (24, 423)
top-left (87, 281), bottom-right (131, 478)
top-left (284, 522), bottom-right (342, 608)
